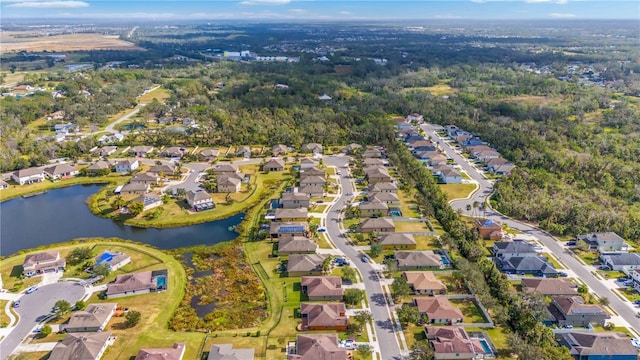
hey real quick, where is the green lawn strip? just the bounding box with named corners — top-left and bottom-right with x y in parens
top-left (30, 332), bottom-right (66, 344)
top-left (438, 183), bottom-right (476, 201)
top-left (401, 322), bottom-right (426, 351)
top-left (397, 189), bottom-right (420, 218)
top-left (428, 218), bottom-right (446, 236)
top-left (539, 252), bottom-right (565, 270)
top-left (310, 204), bottom-right (328, 213)
top-left (464, 327), bottom-right (510, 357)
top-left (395, 221), bottom-right (430, 232)
top-left (315, 233), bottom-right (333, 249)
top-left (10, 351), bottom-right (50, 360)
top-left (413, 235), bottom-right (440, 250)
top-left (0, 174), bottom-right (123, 202)
top-left (138, 87), bottom-right (170, 103)
top-left (0, 300), bottom-right (9, 327)
top-left (592, 325), bottom-right (632, 337)
top-left (448, 299), bottom-right (486, 323)
top-left (573, 250), bottom-right (600, 265)
top-left (434, 273), bottom-right (471, 294)
top-left (618, 287), bottom-right (640, 303)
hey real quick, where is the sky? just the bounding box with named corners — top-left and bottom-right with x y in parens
top-left (1, 0), bottom-right (639, 21)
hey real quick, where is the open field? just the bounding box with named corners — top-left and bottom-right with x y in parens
top-left (0, 32), bottom-right (142, 53)
top-left (402, 83), bottom-right (457, 96)
top-left (502, 95), bottom-right (563, 106)
top-left (439, 183), bottom-right (476, 201)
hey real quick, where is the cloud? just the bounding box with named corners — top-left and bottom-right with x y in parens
top-left (289, 8), bottom-right (305, 13)
top-left (339, 10), bottom-right (350, 15)
top-left (471, 0), bottom-right (568, 2)
top-left (5, 0), bottom-right (88, 7)
top-left (550, 12), bottom-right (576, 17)
top-left (239, 0), bottom-right (291, 5)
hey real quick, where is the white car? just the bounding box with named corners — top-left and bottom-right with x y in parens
top-left (344, 340), bottom-right (356, 350)
top-left (26, 286), bottom-right (38, 294)
top-left (630, 338), bottom-right (640, 349)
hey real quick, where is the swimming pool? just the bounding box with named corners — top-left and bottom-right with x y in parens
top-left (390, 211), bottom-right (402, 217)
top-left (479, 339), bottom-right (491, 354)
top-left (95, 252), bottom-right (114, 265)
top-left (156, 276), bottom-right (167, 288)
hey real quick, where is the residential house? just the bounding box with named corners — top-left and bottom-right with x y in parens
top-left (496, 256), bottom-right (558, 277)
top-left (147, 164), bottom-right (176, 177)
top-left (431, 164), bottom-right (451, 177)
top-left (476, 150), bottom-right (500, 162)
top-left (404, 133), bottom-right (425, 144)
top-left (288, 334), bottom-right (347, 360)
top-left (601, 253), bottom-right (640, 272)
top-left (65, 303), bottom-right (117, 332)
top-left (217, 175), bottom-right (242, 193)
top-left (49, 332), bottom-right (112, 360)
top-left (368, 191), bottom-right (400, 205)
top-left (115, 159), bottom-right (139, 174)
top-left (199, 149), bottom-right (220, 162)
top-left (363, 158), bottom-right (389, 167)
top-left (106, 269), bottom-right (167, 298)
top-left (467, 145), bottom-right (494, 156)
top-left (299, 158), bottom-right (319, 169)
top-left (406, 113), bottom-right (424, 123)
top-left (136, 342), bottom-right (186, 360)
top-left (464, 138), bottom-right (486, 148)
top-left (445, 125), bottom-right (460, 138)
top-left (272, 144), bottom-right (289, 156)
top-left (93, 251), bottom-right (131, 272)
top-left (97, 133), bottom-right (124, 144)
top-left (299, 185), bottom-right (324, 198)
top-left (476, 219), bottom-right (503, 240)
top-left (490, 163), bottom-right (516, 176)
top-left (160, 147), bottom-right (185, 158)
top-left (263, 158), bottom-right (286, 172)
top-left (281, 192), bottom-right (310, 209)
top-left (300, 167), bottom-right (326, 179)
top-left (493, 240), bottom-right (538, 258)
top-left (119, 183), bottom-right (149, 195)
top-left (278, 235), bottom-right (318, 255)
top-left (439, 168), bottom-right (462, 184)
top-left (42, 164), bottom-right (78, 180)
top-left (397, 120), bottom-right (413, 129)
top-left (577, 232), bottom-right (626, 253)
top-left (211, 164), bottom-right (240, 176)
top-left (630, 270), bottom-right (640, 293)
top-left (396, 251), bottom-right (445, 270)
top-left (47, 110), bottom-right (65, 121)
top-left (403, 272), bottom-right (447, 295)
top-left (414, 297), bottom-right (463, 325)
top-left (54, 122), bottom-right (78, 134)
top-left (235, 146), bottom-right (251, 158)
top-left (301, 143), bottom-right (323, 155)
top-left (376, 233), bottom-right (417, 250)
top-left (360, 200), bottom-right (389, 218)
top-left (485, 157), bottom-right (511, 167)
top-left (300, 175), bottom-right (326, 189)
top-left (409, 140), bottom-right (436, 153)
top-left (95, 146), bottom-right (117, 157)
top-left (87, 161), bottom-right (112, 175)
top-left (365, 166), bottom-right (393, 184)
top-left (362, 148), bottom-right (382, 159)
top-left (129, 146), bottom-right (154, 157)
top-left (186, 190), bottom-right (214, 211)
top-left (133, 193), bottom-right (163, 211)
top-left (11, 167), bottom-right (45, 185)
top-left (424, 326), bottom-right (490, 360)
top-left (557, 332), bottom-right (637, 360)
top-left (521, 278), bottom-right (578, 296)
top-left (300, 303), bottom-right (348, 331)
top-left (270, 222), bottom-right (309, 238)
top-left (360, 218), bottom-right (395, 233)
top-left (0, 179), bottom-right (7, 190)
top-left (23, 251), bottom-right (66, 276)
top-left (547, 296), bottom-right (608, 327)
top-left (368, 182), bottom-right (397, 193)
top-left (275, 208), bottom-right (308, 222)
top-left (287, 254), bottom-right (329, 277)
top-left (344, 143), bottom-right (362, 154)
top-left (208, 344), bottom-right (254, 360)
top-left (130, 172), bottom-right (159, 185)
top-left (301, 276), bottom-right (344, 301)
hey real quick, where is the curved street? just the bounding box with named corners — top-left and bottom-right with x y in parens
top-left (0, 282), bottom-right (86, 360)
top-left (421, 123), bottom-right (640, 334)
top-left (324, 155), bottom-right (405, 360)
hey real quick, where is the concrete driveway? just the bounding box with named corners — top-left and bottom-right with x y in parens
top-left (422, 123), bottom-right (640, 334)
top-left (0, 282), bottom-right (85, 360)
top-left (323, 155), bottom-right (405, 360)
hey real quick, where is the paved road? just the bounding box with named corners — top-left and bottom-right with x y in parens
top-left (422, 124), bottom-right (640, 333)
top-left (0, 282), bottom-right (85, 360)
top-left (324, 156), bottom-right (404, 360)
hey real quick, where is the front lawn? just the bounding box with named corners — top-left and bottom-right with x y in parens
top-left (438, 183), bottom-right (476, 201)
top-left (573, 249), bottom-right (600, 265)
top-left (540, 252), bottom-right (565, 270)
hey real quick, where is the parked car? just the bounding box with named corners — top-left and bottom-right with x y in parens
top-left (565, 241), bottom-right (576, 246)
top-left (563, 325), bottom-right (574, 329)
top-left (26, 286), bottom-right (37, 294)
top-left (361, 256), bottom-right (369, 263)
top-left (558, 272), bottom-right (569, 277)
top-left (598, 265), bottom-right (611, 271)
top-left (344, 340), bottom-right (356, 350)
top-left (317, 227), bottom-right (326, 233)
top-left (631, 338), bottom-right (640, 349)
top-left (624, 281), bottom-right (634, 287)
top-left (633, 300), bottom-right (640, 305)
top-left (12, 301), bottom-right (20, 308)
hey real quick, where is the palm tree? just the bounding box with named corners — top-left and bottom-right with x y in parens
top-left (113, 195), bottom-right (126, 209)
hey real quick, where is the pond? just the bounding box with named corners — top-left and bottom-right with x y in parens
top-left (0, 184), bottom-right (242, 256)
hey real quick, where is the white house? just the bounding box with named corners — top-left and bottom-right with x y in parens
top-left (11, 168), bottom-right (45, 185)
top-left (439, 168), bottom-right (462, 184)
top-left (115, 159), bottom-right (139, 174)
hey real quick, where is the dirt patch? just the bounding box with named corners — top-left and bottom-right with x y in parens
top-left (501, 95), bottom-right (562, 106)
top-left (1, 32), bottom-right (142, 53)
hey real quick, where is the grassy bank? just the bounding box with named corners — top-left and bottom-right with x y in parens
top-left (0, 174), bottom-right (124, 202)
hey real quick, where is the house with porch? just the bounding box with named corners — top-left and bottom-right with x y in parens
top-left (424, 326), bottom-right (492, 360)
top-left (301, 143), bottom-right (323, 155)
top-left (556, 332), bottom-right (637, 360)
top-left (11, 167), bottom-right (45, 185)
top-left (547, 296), bottom-right (607, 327)
top-left (577, 232), bottom-right (626, 253)
top-left (115, 159), bottom-right (139, 174)
top-left (360, 218), bottom-right (395, 233)
top-left (300, 303), bottom-right (348, 331)
top-left (23, 251), bottom-right (66, 276)
top-left (208, 344), bottom-right (253, 360)
top-left (414, 297), bottom-right (463, 325)
top-left (275, 208), bottom-right (308, 222)
top-left (395, 251), bottom-right (446, 270)
top-left (368, 182), bottom-right (397, 193)
top-left (280, 192), bottom-right (310, 209)
top-left (106, 269), bottom-right (168, 298)
top-left (136, 342), bottom-right (186, 360)
top-left (65, 303), bottom-right (117, 332)
top-left (49, 332), bottom-right (112, 360)
top-left (476, 219), bottom-right (503, 240)
top-left (199, 149), bottom-right (220, 162)
top-left (129, 146), bottom-right (154, 157)
top-left (186, 190), bottom-right (214, 211)
top-left (160, 147), bottom-right (185, 158)
top-left (301, 276), bottom-right (344, 301)
top-left (521, 278), bottom-right (578, 296)
top-left (376, 233), bottom-right (417, 250)
top-left (272, 144), bottom-right (289, 156)
top-left (287, 254), bottom-right (329, 277)
top-left (217, 175), bottom-right (241, 193)
top-left (270, 222), bottom-right (309, 238)
top-left (403, 271), bottom-right (446, 295)
top-left (439, 168), bottom-right (462, 184)
top-left (359, 200), bottom-right (389, 217)
top-left (278, 235), bottom-right (318, 255)
top-left (263, 158), bottom-right (286, 172)
top-left (368, 191), bottom-right (400, 204)
top-left (495, 256), bottom-right (558, 277)
top-left (287, 334), bottom-right (346, 360)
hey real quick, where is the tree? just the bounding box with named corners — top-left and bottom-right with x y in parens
top-left (397, 304), bottom-right (421, 325)
top-left (128, 201), bottom-right (144, 216)
top-left (74, 300), bottom-right (86, 310)
top-left (598, 296), bottom-right (610, 307)
top-left (391, 277), bottom-right (412, 301)
top-left (125, 310), bottom-right (141, 328)
top-left (344, 289), bottom-right (365, 306)
top-left (340, 267), bottom-right (357, 283)
top-left (112, 195), bottom-right (126, 209)
top-left (54, 300), bottom-right (72, 316)
top-left (369, 243), bottom-right (383, 258)
top-left (410, 339), bottom-right (435, 360)
top-left (322, 257), bottom-right (332, 273)
top-left (93, 263), bottom-right (110, 277)
top-left (352, 310), bottom-right (373, 331)
top-left (67, 247), bottom-right (93, 266)
top-left (40, 324), bottom-right (52, 338)
top-left (356, 344), bottom-right (373, 358)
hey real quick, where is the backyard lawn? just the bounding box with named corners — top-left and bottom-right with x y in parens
top-left (0, 172), bottom-right (125, 202)
top-left (413, 235), bottom-right (439, 250)
top-left (395, 221), bottom-right (431, 233)
top-left (449, 299), bottom-right (487, 323)
top-left (397, 190), bottom-right (421, 218)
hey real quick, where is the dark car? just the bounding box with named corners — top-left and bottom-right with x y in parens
top-left (12, 300), bottom-right (20, 308)
top-left (558, 272), bottom-right (569, 277)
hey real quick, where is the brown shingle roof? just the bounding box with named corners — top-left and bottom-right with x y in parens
top-left (300, 303), bottom-right (347, 328)
top-left (425, 326), bottom-right (487, 356)
top-left (403, 272), bottom-right (446, 293)
top-left (289, 334), bottom-right (346, 360)
top-left (107, 271), bottom-right (153, 295)
top-left (49, 332), bottom-right (112, 360)
top-left (521, 278), bottom-right (578, 296)
top-left (278, 237), bottom-right (318, 254)
top-left (301, 277), bottom-right (343, 298)
top-left (135, 342), bottom-right (186, 360)
top-left (413, 297), bottom-right (463, 320)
